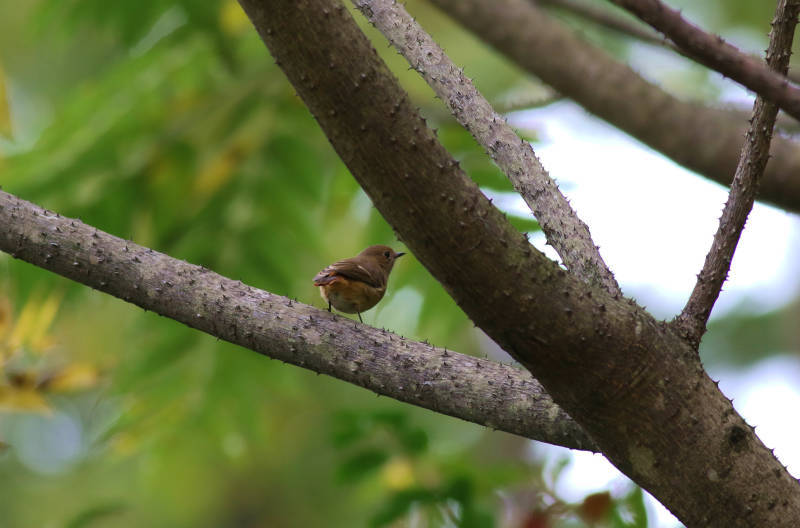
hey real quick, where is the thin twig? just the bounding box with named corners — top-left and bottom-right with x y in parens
top-left (430, 0), bottom-right (800, 219)
top-left (353, 0), bottom-right (622, 297)
top-left (538, 0), bottom-right (667, 46)
top-left (539, 0), bottom-right (800, 86)
top-left (674, 0), bottom-right (800, 347)
top-left (0, 189), bottom-right (597, 451)
top-left (607, 0), bottom-right (800, 122)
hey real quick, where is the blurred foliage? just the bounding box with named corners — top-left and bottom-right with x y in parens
top-left (543, 0), bottom-right (800, 103)
top-left (0, 64), bottom-right (11, 138)
top-left (0, 0), bottom-right (795, 526)
top-left (0, 0), bottom-right (543, 525)
top-left (701, 300), bottom-right (800, 366)
top-left (330, 410), bottom-right (648, 528)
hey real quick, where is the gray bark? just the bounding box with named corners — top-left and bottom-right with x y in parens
top-left (234, 0), bottom-right (800, 525)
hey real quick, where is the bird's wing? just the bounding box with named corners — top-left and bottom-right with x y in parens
top-left (314, 258), bottom-right (383, 288)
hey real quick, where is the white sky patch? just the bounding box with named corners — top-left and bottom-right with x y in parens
top-left (711, 356), bottom-right (800, 478)
top-left (533, 355), bottom-right (800, 528)
top-left (506, 91), bottom-right (800, 528)
top-left (507, 101), bottom-right (800, 319)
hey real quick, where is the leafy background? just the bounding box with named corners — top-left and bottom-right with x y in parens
top-left (0, 0), bottom-right (797, 526)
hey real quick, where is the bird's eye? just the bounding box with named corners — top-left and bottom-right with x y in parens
top-left (384, 250), bottom-right (391, 258)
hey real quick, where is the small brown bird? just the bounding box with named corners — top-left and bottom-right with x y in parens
top-left (313, 245), bottom-right (405, 322)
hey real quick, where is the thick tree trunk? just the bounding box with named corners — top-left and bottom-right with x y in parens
top-left (234, 0), bottom-right (800, 525)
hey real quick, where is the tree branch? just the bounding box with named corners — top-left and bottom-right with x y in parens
top-left (607, 0), bottom-right (800, 121)
top-left (539, 0), bottom-right (668, 46)
top-left (675, 0), bottom-right (800, 347)
top-left (353, 0), bottom-right (621, 296)
top-left (237, 0), bottom-right (800, 525)
top-left (0, 189), bottom-right (597, 452)
top-left (539, 0), bottom-right (800, 86)
top-left (428, 0), bottom-right (800, 215)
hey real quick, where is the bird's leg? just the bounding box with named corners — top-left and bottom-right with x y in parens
top-left (357, 313), bottom-right (363, 323)
top-left (327, 300), bottom-right (332, 312)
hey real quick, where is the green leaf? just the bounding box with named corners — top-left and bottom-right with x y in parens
top-left (507, 214), bottom-right (541, 234)
top-left (370, 410), bottom-right (407, 428)
top-left (611, 487), bottom-right (649, 528)
top-left (337, 448), bottom-right (390, 483)
top-left (626, 487), bottom-right (649, 528)
top-left (461, 506), bottom-right (495, 528)
top-left (330, 411), bottom-right (366, 448)
top-left (441, 475), bottom-right (474, 504)
top-left (66, 502), bottom-right (127, 528)
top-left (398, 427), bottom-right (429, 455)
top-left (370, 488), bottom-right (436, 527)
top-left (472, 167), bottom-right (514, 192)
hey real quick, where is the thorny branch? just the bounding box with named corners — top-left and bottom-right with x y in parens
top-left (0, 189), bottom-right (596, 451)
top-left (428, 0), bottom-right (800, 214)
top-left (539, 0), bottom-right (800, 85)
top-left (538, 0), bottom-right (667, 46)
top-left (354, 0), bottom-right (622, 297)
top-left (608, 0), bottom-right (800, 121)
top-left (675, 0), bottom-right (800, 347)
top-left (236, 0), bottom-right (800, 524)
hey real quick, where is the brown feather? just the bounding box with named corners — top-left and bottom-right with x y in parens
top-left (317, 259), bottom-right (382, 288)
top-left (313, 245), bottom-right (405, 317)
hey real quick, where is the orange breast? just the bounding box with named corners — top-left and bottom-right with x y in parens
top-left (318, 275), bottom-right (385, 314)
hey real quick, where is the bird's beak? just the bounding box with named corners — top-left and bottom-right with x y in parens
top-left (395, 252), bottom-right (406, 258)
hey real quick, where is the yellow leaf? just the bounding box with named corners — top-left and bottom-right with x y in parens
top-left (192, 144), bottom-right (244, 199)
top-left (111, 432), bottom-right (138, 456)
top-left (219, 0), bottom-right (250, 35)
top-left (380, 457), bottom-right (415, 490)
top-left (46, 363), bottom-right (99, 392)
top-left (30, 292), bottom-right (62, 352)
top-left (7, 296), bottom-right (36, 350)
top-left (0, 297), bottom-right (11, 338)
top-left (0, 63), bottom-right (12, 138)
top-left (0, 297), bottom-right (11, 363)
top-left (0, 386), bottom-right (51, 414)
top-left (8, 291), bottom-right (62, 354)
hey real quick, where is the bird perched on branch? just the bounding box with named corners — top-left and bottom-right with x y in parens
top-left (313, 245), bottom-right (405, 322)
